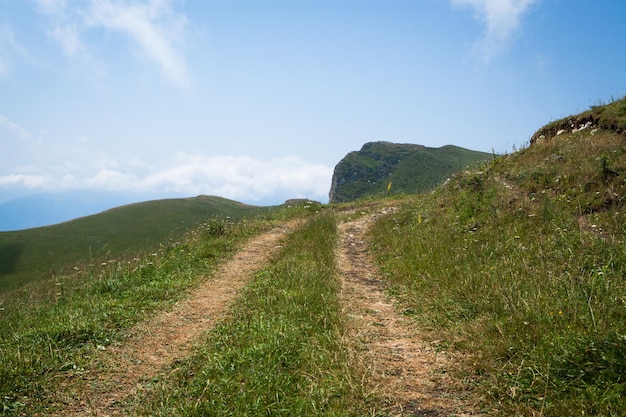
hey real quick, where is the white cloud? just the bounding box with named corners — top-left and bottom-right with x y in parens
top-left (0, 24), bottom-right (31, 78)
top-left (0, 118), bottom-right (331, 203)
top-left (87, 0), bottom-right (191, 90)
top-left (125, 154), bottom-right (332, 203)
top-left (0, 114), bottom-right (31, 140)
top-left (87, 168), bottom-right (139, 187)
top-left (451, 0), bottom-right (540, 61)
top-left (1, 147), bottom-right (333, 204)
top-left (33, 0), bottom-right (191, 89)
top-left (49, 24), bottom-right (85, 57)
top-left (0, 173), bottom-right (50, 188)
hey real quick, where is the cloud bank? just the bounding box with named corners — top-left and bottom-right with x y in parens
top-left (0, 113), bottom-right (332, 204)
top-left (83, 154), bottom-right (333, 203)
top-left (0, 153), bottom-right (332, 205)
top-left (451, 0), bottom-right (540, 61)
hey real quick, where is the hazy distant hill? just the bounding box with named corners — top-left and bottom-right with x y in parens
top-left (329, 141), bottom-right (493, 203)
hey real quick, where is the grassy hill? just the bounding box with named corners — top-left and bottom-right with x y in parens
top-left (0, 195), bottom-right (273, 290)
top-left (370, 95), bottom-right (626, 414)
top-left (329, 141), bottom-right (493, 203)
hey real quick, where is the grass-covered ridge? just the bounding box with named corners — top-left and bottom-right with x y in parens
top-left (370, 110), bottom-right (626, 414)
top-left (0, 195), bottom-right (274, 290)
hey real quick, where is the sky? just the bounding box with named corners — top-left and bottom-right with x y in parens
top-left (1, 0), bottom-right (625, 206)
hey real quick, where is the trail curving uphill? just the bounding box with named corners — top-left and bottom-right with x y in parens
top-left (55, 220), bottom-right (302, 416)
top-left (337, 207), bottom-right (476, 416)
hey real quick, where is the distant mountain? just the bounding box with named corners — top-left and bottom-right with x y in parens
top-left (329, 141), bottom-right (493, 203)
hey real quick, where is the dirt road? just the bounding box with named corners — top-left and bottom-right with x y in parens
top-left (54, 208), bottom-right (475, 416)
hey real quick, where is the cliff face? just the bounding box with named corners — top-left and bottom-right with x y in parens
top-left (329, 141), bottom-right (492, 203)
top-left (329, 142), bottom-right (420, 203)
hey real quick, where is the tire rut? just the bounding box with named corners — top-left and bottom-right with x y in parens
top-left (54, 220), bottom-right (302, 416)
top-left (337, 208), bottom-right (477, 416)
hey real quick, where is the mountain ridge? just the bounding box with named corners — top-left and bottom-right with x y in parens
top-left (329, 141), bottom-right (493, 203)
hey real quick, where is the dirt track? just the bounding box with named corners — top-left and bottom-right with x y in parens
top-left (56, 220), bottom-right (301, 416)
top-left (54, 208), bottom-right (475, 416)
top-left (337, 208), bottom-right (476, 416)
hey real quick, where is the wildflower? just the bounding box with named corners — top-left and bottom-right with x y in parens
top-left (387, 181), bottom-right (392, 192)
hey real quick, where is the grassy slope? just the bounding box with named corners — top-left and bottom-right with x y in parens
top-left (532, 95), bottom-right (626, 142)
top-left (0, 203), bottom-right (320, 415)
top-left (370, 97), bottom-right (626, 415)
top-left (390, 144), bottom-right (493, 195)
top-left (0, 195), bottom-right (273, 290)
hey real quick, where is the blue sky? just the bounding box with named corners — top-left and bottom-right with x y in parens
top-left (1, 0), bottom-right (625, 205)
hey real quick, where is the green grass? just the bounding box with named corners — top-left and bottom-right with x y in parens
top-left (536, 95), bottom-right (626, 141)
top-left (0, 216), bottom-right (268, 415)
top-left (135, 212), bottom-right (368, 416)
top-left (0, 195), bottom-right (273, 291)
top-left (369, 127), bottom-right (626, 415)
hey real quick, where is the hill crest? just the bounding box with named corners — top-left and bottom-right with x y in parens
top-left (0, 194), bottom-right (272, 290)
top-left (530, 95), bottom-right (626, 144)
